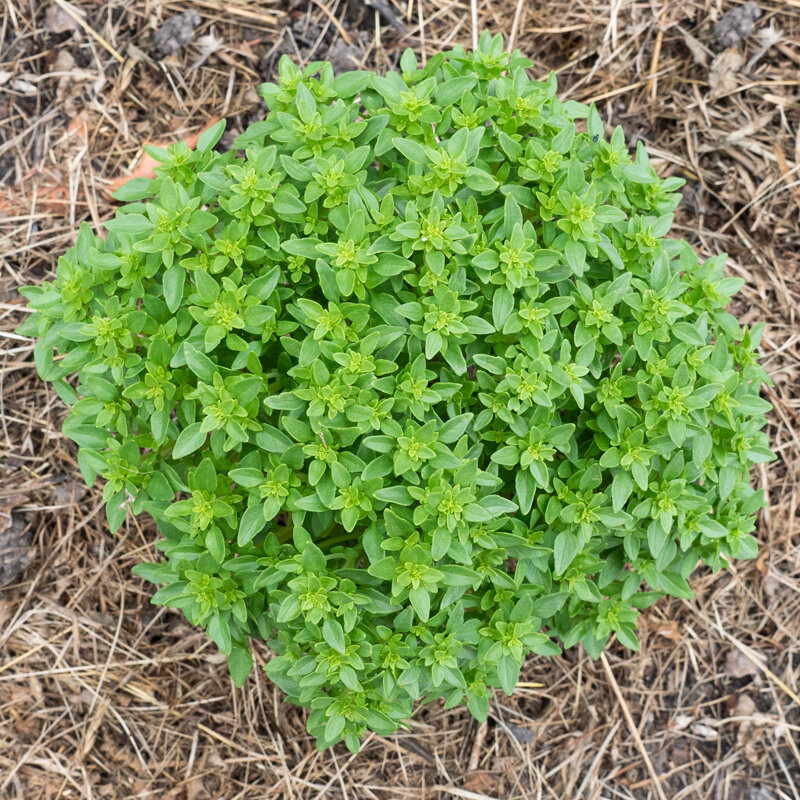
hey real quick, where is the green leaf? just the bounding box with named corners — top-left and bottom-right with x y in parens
top-left (208, 613), bottom-right (232, 655)
top-left (322, 618), bottom-right (346, 653)
top-left (431, 527), bottom-right (451, 560)
top-left (497, 131), bottom-right (522, 161)
top-left (294, 494), bottom-right (327, 512)
top-left (492, 288), bottom-right (514, 329)
top-left (554, 531), bottom-right (578, 575)
top-left (611, 470), bottom-right (633, 512)
top-left (106, 493), bottom-right (128, 532)
top-left (435, 76), bottom-right (477, 106)
top-left (111, 177), bottom-right (152, 202)
top-left (173, 422), bottom-right (207, 458)
top-left (368, 557), bottom-right (396, 580)
top-left (515, 470), bottom-right (536, 515)
top-left (302, 541), bottom-right (326, 573)
top-left (373, 486), bottom-right (412, 505)
top-left (184, 343), bottom-right (216, 382)
top-left (440, 564), bottom-right (481, 587)
top-left (227, 644), bottom-right (253, 686)
top-left (333, 70), bottom-right (371, 97)
top-left (164, 264), bottom-right (186, 312)
top-left (497, 654), bottom-right (520, 695)
top-left (464, 166), bottom-right (498, 192)
top-left (273, 187), bottom-right (307, 217)
top-left (438, 413), bottom-right (472, 444)
top-left (491, 446), bottom-right (519, 467)
top-left (205, 526), bottom-right (226, 563)
top-left (615, 626), bottom-right (640, 651)
top-left (105, 213), bottom-right (150, 235)
top-left (673, 322), bottom-right (707, 346)
top-left (255, 425), bottom-right (293, 452)
top-left (238, 505), bottom-right (266, 546)
top-left (531, 592), bottom-right (567, 617)
top-left (197, 119), bottom-right (227, 152)
top-left (409, 587), bottom-right (430, 621)
top-left (281, 238), bottom-right (321, 258)
top-left (479, 495), bottom-right (518, 515)
top-left (62, 422), bottom-right (109, 450)
top-left (392, 138), bottom-right (427, 164)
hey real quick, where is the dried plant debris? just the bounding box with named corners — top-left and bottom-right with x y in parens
top-left (724, 647), bottom-right (762, 678)
top-left (715, 2), bottom-right (762, 48)
top-left (364, 0), bottom-right (408, 33)
top-left (43, 3), bottom-right (80, 35)
top-left (1, 0), bottom-right (799, 795)
top-left (0, 513), bottom-right (33, 587)
top-left (154, 9), bottom-right (202, 57)
top-left (708, 47), bottom-right (745, 98)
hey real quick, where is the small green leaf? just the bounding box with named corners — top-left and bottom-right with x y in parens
top-left (322, 618), bottom-right (346, 653)
top-left (554, 531), bottom-right (578, 575)
top-left (173, 423), bottom-right (206, 458)
top-left (105, 213), bottom-right (150, 235)
top-left (208, 613), bottom-right (232, 655)
top-left (238, 505), bottom-right (266, 546)
top-left (392, 138), bottom-right (427, 164)
top-left (227, 644), bottom-right (253, 686)
top-left (197, 119), bottom-right (227, 152)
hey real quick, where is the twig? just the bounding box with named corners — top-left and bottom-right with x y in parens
top-left (507, 0), bottom-right (525, 53)
top-left (434, 786), bottom-right (502, 800)
top-left (711, 606), bottom-right (800, 707)
top-left (365, 0), bottom-right (408, 32)
top-left (470, 0), bottom-right (478, 49)
top-left (309, 0), bottom-right (354, 45)
top-left (167, 0), bottom-right (284, 24)
top-left (467, 720), bottom-right (488, 772)
top-left (647, 27), bottom-right (663, 98)
top-left (600, 652), bottom-right (668, 800)
top-left (574, 719), bottom-right (621, 798)
top-left (52, 0), bottom-right (124, 63)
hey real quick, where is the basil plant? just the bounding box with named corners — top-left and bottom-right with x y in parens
top-left (21, 32), bottom-right (773, 752)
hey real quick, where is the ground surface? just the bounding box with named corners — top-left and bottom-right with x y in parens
top-left (1, 1), bottom-right (799, 798)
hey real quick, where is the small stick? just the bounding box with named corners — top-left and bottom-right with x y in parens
top-left (434, 787), bottom-right (502, 800)
top-left (711, 606), bottom-right (800, 707)
top-left (170, 0), bottom-right (284, 24)
top-left (575, 718), bottom-right (621, 798)
top-left (647, 27), bottom-right (664, 98)
top-left (507, 0), bottom-right (525, 54)
top-left (470, 0), bottom-right (478, 50)
top-left (4, 0), bottom-right (18, 31)
top-left (365, 0), bottom-right (407, 32)
top-left (467, 720), bottom-right (488, 772)
top-left (309, 0), bottom-right (353, 46)
top-left (52, 0), bottom-right (124, 63)
top-left (418, 0), bottom-right (427, 65)
top-left (600, 652), bottom-right (668, 800)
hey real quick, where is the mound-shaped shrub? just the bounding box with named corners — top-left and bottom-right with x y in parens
top-left (21, 32), bottom-right (773, 752)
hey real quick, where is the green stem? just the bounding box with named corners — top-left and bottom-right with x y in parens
top-left (319, 531), bottom-right (360, 549)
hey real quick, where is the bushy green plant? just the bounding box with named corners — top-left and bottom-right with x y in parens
top-left (20, 32), bottom-right (773, 752)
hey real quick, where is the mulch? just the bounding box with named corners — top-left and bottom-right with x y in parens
top-left (1, 0), bottom-right (799, 797)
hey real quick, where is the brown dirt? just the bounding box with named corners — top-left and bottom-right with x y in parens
top-left (1, 1), bottom-right (799, 798)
